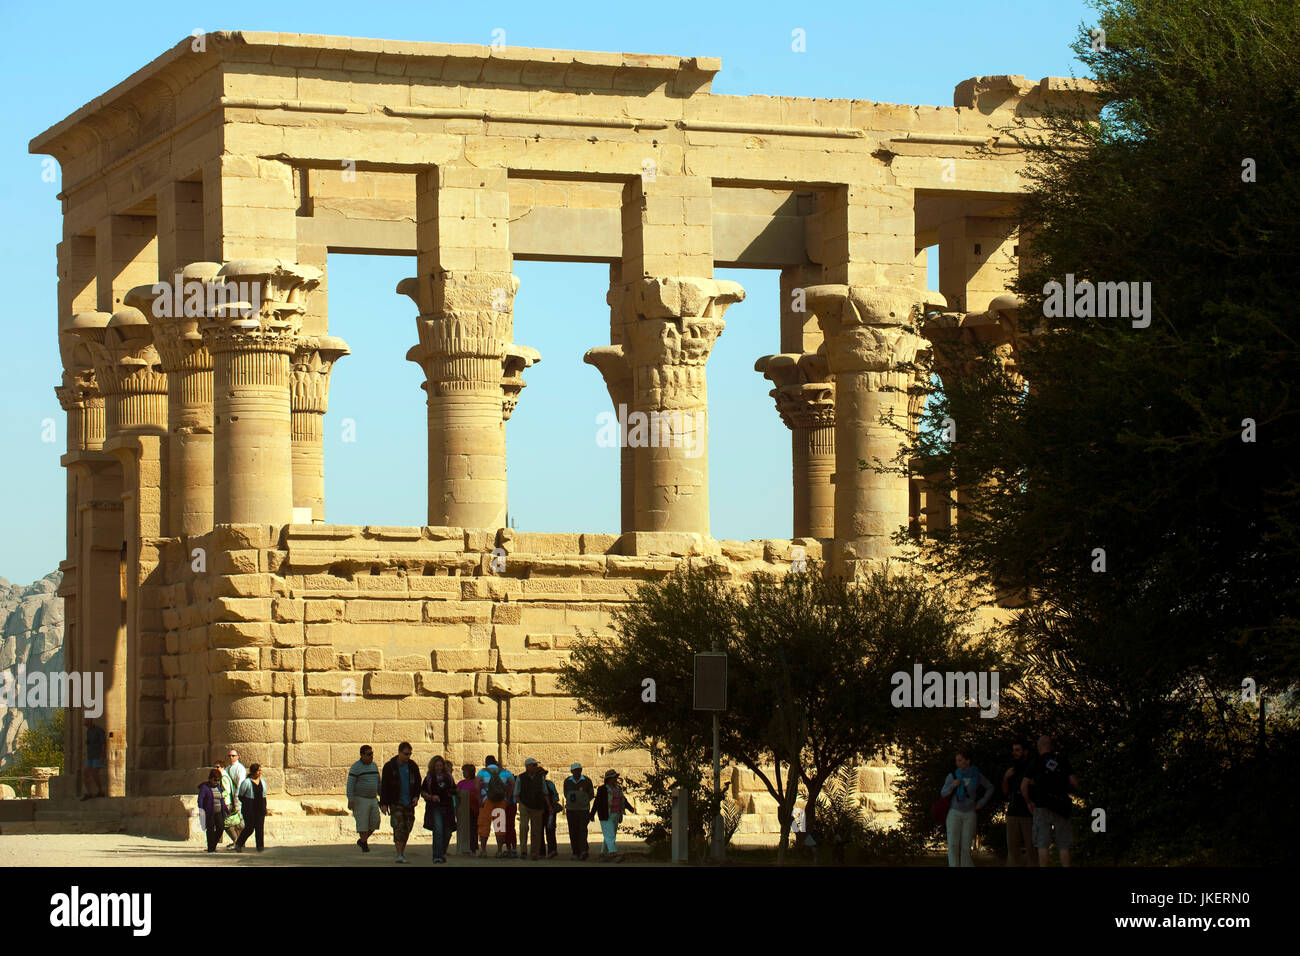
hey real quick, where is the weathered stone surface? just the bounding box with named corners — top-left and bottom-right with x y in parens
top-left (33, 30), bottom-right (1061, 839)
top-left (364, 672), bottom-right (415, 697)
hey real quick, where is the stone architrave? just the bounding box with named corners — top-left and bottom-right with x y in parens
top-left (806, 284), bottom-right (923, 574)
top-left (399, 271), bottom-right (539, 528)
top-left (617, 276), bottom-right (745, 534)
top-left (754, 351), bottom-right (835, 539)
top-left (290, 335), bottom-right (350, 522)
top-left (200, 259), bottom-right (321, 527)
top-left (129, 262), bottom-right (222, 537)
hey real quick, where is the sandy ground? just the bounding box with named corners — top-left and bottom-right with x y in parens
top-left (0, 833), bottom-right (653, 867)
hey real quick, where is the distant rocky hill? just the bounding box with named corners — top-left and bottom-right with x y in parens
top-left (0, 572), bottom-right (64, 767)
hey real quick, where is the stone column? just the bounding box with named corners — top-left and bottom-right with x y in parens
top-left (201, 259), bottom-right (320, 527)
top-left (584, 343), bottom-right (634, 533)
top-left (806, 285), bottom-right (923, 574)
top-left (130, 262), bottom-right (220, 537)
top-left (54, 348), bottom-right (103, 780)
top-left (620, 276), bottom-right (745, 534)
top-left (290, 336), bottom-right (350, 522)
top-left (67, 308), bottom-right (168, 795)
top-left (755, 351), bottom-right (835, 539)
top-left (404, 164), bottom-right (538, 529)
top-left (399, 272), bottom-right (525, 529)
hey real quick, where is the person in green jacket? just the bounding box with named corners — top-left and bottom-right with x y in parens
top-left (217, 760), bottom-right (244, 849)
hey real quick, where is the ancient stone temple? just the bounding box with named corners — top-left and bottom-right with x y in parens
top-left (31, 32), bottom-right (1079, 839)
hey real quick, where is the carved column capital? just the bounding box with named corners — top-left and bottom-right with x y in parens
top-left (66, 310), bottom-right (167, 435)
top-left (501, 344), bottom-right (541, 422)
top-left (755, 352), bottom-right (835, 430)
top-left (620, 276), bottom-right (746, 411)
top-left (399, 271), bottom-right (521, 394)
top-left (922, 293), bottom-right (1028, 382)
top-left (54, 362), bottom-right (105, 453)
top-left (805, 284), bottom-right (924, 379)
top-left (291, 335), bottom-right (351, 416)
top-left (128, 263), bottom-right (222, 374)
top-left (199, 258), bottom-right (321, 359)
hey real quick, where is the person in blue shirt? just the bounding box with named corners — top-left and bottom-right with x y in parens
top-left (940, 747), bottom-right (994, 867)
top-left (475, 755), bottom-right (516, 858)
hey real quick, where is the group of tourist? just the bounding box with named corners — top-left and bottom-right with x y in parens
top-left (192, 736), bottom-right (1076, 865)
top-left (197, 747), bottom-right (268, 853)
top-left (939, 734), bottom-right (1080, 867)
top-left (346, 743), bottom-right (637, 862)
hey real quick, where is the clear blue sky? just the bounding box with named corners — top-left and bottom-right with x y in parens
top-left (0, 0), bottom-right (1095, 585)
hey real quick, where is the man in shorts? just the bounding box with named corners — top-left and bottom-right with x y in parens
top-left (1021, 734), bottom-right (1081, 867)
top-left (380, 742), bottom-right (422, 864)
top-left (347, 744), bottom-right (381, 853)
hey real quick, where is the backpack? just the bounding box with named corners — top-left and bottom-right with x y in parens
top-left (485, 765), bottom-right (508, 801)
top-left (519, 772), bottom-right (546, 807)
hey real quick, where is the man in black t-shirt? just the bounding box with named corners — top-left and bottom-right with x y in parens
top-left (1020, 734), bottom-right (1081, 866)
top-left (1002, 739), bottom-right (1036, 866)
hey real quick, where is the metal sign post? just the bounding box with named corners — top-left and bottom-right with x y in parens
top-left (694, 647), bottom-right (727, 861)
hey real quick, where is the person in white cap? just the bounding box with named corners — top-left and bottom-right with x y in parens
top-left (563, 762), bottom-right (595, 860)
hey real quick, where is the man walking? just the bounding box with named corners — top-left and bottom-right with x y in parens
top-left (226, 747), bottom-right (247, 792)
top-left (380, 742), bottom-right (422, 864)
top-left (515, 757), bottom-right (548, 860)
top-left (1021, 735), bottom-right (1081, 867)
top-left (540, 765), bottom-right (560, 859)
top-left (80, 717), bottom-right (106, 800)
top-left (347, 744), bottom-right (381, 853)
top-left (563, 762), bottom-right (594, 860)
top-left (1003, 739), bottom-right (1037, 866)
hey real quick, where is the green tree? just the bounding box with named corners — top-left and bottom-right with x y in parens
top-left (560, 562), bottom-right (983, 863)
top-left (2, 709), bottom-right (65, 796)
top-left (893, 0), bottom-right (1300, 863)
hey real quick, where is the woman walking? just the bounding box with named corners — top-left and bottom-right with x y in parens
top-left (940, 748), bottom-right (994, 866)
top-left (455, 763), bottom-right (479, 855)
top-left (592, 769), bottom-right (636, 862)
top-left (198, 769), bottom-right (228, 853)
top-left (421, 755), bottom-right (458, 863)
top-left (235, 763), bottom-right (268, 852)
